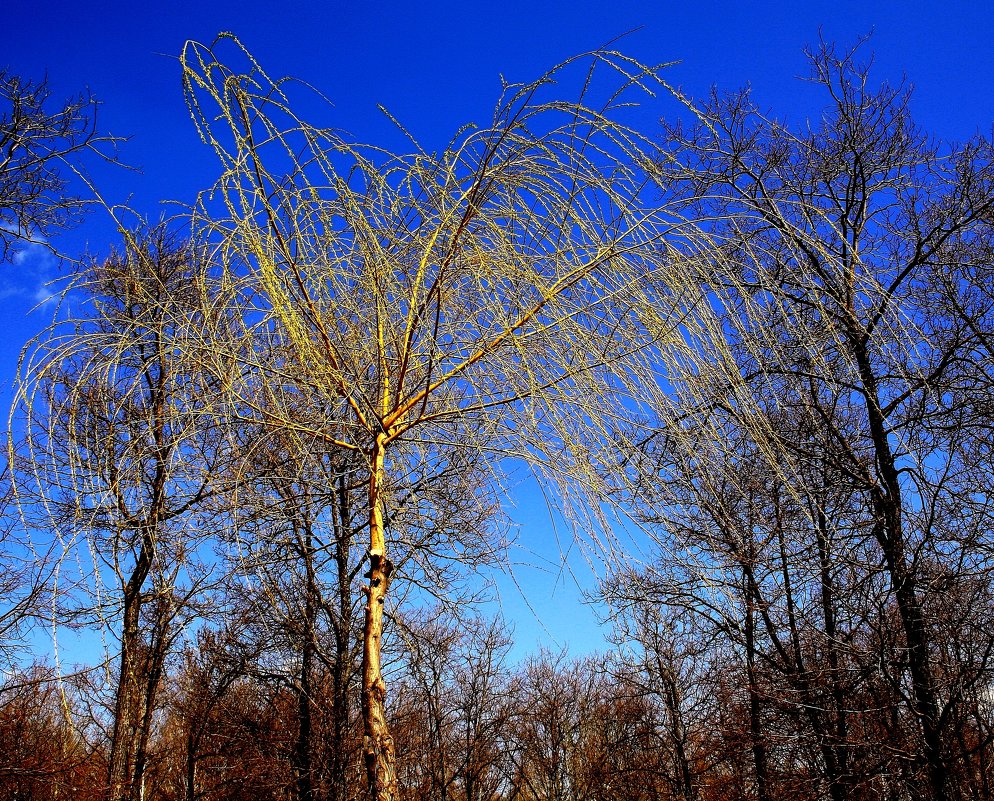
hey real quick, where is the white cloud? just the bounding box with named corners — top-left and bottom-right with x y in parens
top-left (2, 238), bottom-right (62, 309)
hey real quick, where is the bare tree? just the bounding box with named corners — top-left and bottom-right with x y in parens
top-left (155, 626), bottom-right (264, 801)
top-left (601, 578), bottom-right (714, 801)
top-left (0, 70), bottom-right (120, 261)
top-left (179, 34), bottom-right (712, 801)
top-left (642, 38), bottom-right (994, 801)
top-left (223, 430), bottom-right (367, 801)
top-left (13, 228), bottom-right (237, 801)
top-left (505, 650), bottom-right (651, 801)
top-left (161, 646), bottom-right (299, 801)
top-left (0, 664), bottom-right (106, 800)
top-left (392, 611), bottom-right (516, 801)
top-left (223, 367), bottom-right (507, 801)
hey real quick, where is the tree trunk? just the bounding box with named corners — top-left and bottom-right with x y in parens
top-left (854, 344), bottom-right (947, 801)
top-left (659, 659), bottom-right (695, 801)
top-left (362, 436), bottom-right (399, 801)
top-left (108, 591), bottom-right (142, 801)
top-left (815, 511), bottom-right (851, 801)
top-left (184, 729), bottom-right (198, 801)
top-left (743, 573), bottom-right (771, 801)
top-left (294, 535), bottom-right (317, 801)
top-left (132, 603), bottom-right (169, 801)
top-left (330, 468), bottom-right (356, 801)
top-left (109, 550), bottom-right (162, 801)
top-left (331, 621), bottom-right (350, 801)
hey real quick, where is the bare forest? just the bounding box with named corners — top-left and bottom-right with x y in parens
top-left (2, 36), bottom-right (994, 801)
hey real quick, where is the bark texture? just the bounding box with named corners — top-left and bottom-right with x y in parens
top-left (362, 440), bottom-right (400, 801)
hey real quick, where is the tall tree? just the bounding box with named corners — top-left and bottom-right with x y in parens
top-left (14, 229), bottom-right (237, 801)
top-left (646, 38), bottom-right (994, 801)
top-left (180, 35), bottom-right (708, 800)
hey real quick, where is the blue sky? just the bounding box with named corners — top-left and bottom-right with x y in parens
top-left (4, 0), bottom-right (994, 660)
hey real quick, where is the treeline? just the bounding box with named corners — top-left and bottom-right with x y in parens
top-left (2, 591), bottom-right (994, 801)
top-left (2, 36), bottom-right (994, 801)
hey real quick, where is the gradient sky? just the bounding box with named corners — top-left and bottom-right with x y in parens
top-left (4, 0), bottom-right (994, 661)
